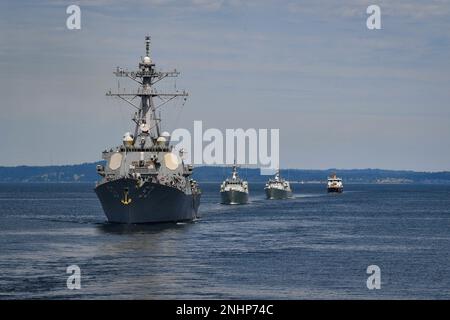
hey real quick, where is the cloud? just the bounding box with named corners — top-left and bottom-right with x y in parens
top-left (44, 0), bottom-right (235, 11)
top-left (286, 0), bottom-right (450, 19)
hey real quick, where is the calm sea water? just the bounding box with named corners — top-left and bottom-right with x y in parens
top-left (0, 182), bottom-right (449, 299)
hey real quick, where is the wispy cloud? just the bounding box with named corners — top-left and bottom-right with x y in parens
top-left (287, 0), bottom-right (450, 19)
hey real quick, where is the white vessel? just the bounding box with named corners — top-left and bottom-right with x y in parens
top-left (327, 173), bottom-right (343, 193)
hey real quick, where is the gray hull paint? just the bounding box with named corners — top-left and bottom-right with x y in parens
top-left (95, 178), bottom-right (200, 224)
top-left (265, 188), bottom-right (292, 200)
top-left (220, 190), bottom-right (248, 205)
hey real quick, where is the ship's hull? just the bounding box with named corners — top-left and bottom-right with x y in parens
top-left (327, 187), bottom-right (343, 193)
top-left (265, 188), bottom-right (292, 200)
top-left (220, 190), bottom-right (248, 205)
top-left (95, 178), bottom-right (200, 224)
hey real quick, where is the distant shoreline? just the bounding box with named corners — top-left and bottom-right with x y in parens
top-left (1, 182), bottom-right (450, 185)
top-left (1, 162), bottom-right (450, 184)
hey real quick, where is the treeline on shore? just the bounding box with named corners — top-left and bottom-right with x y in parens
top-left (1, 162), bottom-right (450, 184)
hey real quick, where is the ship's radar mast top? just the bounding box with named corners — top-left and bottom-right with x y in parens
top-left (106, 36), bottom-right (188, 147)
top-left (232, 160), bottom-right (238, 180)
top-left (145, 35), bottom-right (150, 57)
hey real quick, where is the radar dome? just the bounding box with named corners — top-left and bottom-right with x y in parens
top-left (156, 136), bottom-right (167, 146)
top-left (160, 132), bottom-right (171, 146)
top-left (143, 56), bottom-right (151, 64)
top-left (123, 132), bottom-right (133, 147)
top-left (161, 131), bottom-right (171, 139)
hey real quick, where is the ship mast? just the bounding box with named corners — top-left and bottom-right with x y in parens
top-left (232, 160), bottom-right (238, 180)
top-left (106, 36), bottom-right (188, 147)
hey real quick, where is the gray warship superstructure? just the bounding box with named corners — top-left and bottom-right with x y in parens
top-left (220, 163), bottom-right (249, 205)
top-left (95, 36), bottom-right (201, 223)
top-left (264, 170), bottom-right (293, 199)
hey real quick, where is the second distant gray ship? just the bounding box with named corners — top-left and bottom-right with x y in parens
top-left (265, 170), bottom-right (293, 199)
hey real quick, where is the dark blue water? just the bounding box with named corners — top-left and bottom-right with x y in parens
top-left (0, 182), bottom-right (449, 299)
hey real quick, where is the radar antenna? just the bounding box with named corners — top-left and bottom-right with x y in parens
top-left (106, 36), bottom-right (188, 146)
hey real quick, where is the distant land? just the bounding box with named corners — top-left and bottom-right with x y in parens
top-left (1, 162), bottom-right (450, 184)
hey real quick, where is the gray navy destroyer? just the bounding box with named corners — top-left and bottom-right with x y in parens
top-left (264, 170), bottom-right (293, 199)
top-left (220, 163), bottom-right (249, 205)
top-left (95, 36), bottom-right (201, 223)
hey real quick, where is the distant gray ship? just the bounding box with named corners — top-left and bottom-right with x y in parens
top-left (95, 36), bottom-right (201, 223)
top-left (220, 163), bottom-right (249, 205)
top-left (265, 170), bottom-right (293, 199)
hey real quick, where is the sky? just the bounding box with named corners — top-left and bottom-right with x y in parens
top-left (0, 0), bottom-right (450, 171)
